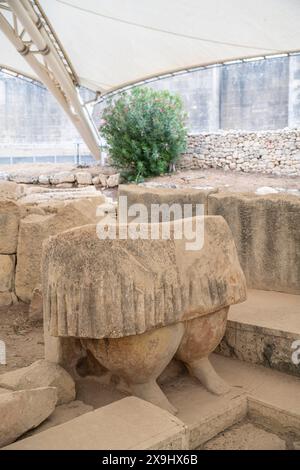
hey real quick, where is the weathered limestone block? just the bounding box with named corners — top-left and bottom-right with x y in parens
top-left (107, 173), bottom-right (120, 188)
top-left (42, 216), bottom-right (246, 413)
top-left (43, 217), bottom-right (246, 339)
top-left (15, 197), bottom-right (105, 302)
top-left (0, 200), bottom-right (20, 254)
top-left (0, 359), bottom-right (75, 405)
top-left (118, 184), bottom-right (218, 219)
top-left (50, 172), bottom-right (75, 185)
top-left (208, 193), bottom-right (300, 294)
top-left (9, 174), bottom-right (38, 184)
top-left (0, 181), bottom-right (25, 200)
top-left (0, 292), bottom-right (14, 307)
top-left (76, 172), bottom-right (92, 185)
top-left (0, 387), bottom-right (57, 447)
top-left (0, 254), bottom-right (15, 292)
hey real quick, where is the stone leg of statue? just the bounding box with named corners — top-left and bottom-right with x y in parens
top-left (82, 322), bottom-right (185, 415)
top-left (176, 307), bottom-right (231, 396)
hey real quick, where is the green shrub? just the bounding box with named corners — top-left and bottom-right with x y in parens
top-left (100, 87), bottom-right (187, 182)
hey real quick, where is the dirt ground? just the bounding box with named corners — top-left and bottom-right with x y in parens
top-left (0, 162), bottom-right (299, 193)
top-left (149, 167), bottom-right (300, 193)
top-left (0, 303), bottom-right (43, 374)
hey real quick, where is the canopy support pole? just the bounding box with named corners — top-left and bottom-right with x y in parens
top-left (0, 0), bottom-right (101, 160)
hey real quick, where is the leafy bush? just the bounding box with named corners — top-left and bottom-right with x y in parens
top-left (100, 87), bottom-right (187, 182)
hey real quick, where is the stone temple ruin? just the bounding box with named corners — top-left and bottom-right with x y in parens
top-left (0, 176), bottom-right (299, 450)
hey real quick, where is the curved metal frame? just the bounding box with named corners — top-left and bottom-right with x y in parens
top-left (0, 0), bottom-right (101, 159)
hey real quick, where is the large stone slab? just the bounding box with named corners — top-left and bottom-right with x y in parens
top-left (118, 184), bottom-right (217, 219)
top-left (208, 193), bottom-right (300, 294)
top-left (42, 216), bottom-right (246, 339)
top-left (0, 359), bottom-right (75, 405)
top-left (0, 200), bottom-right (19, 254)
top-left (4, 397), bottom-right (188, 450)
top-left (15, 197), bottom-right (104, 302)
top-left (0, 181), bottom-right (25, 200)
top-left (0, 387), bottom-right (57, 448)
top-left (0, 254), bottom-right (15, 292)
top-left (217, 289), bottom-right (300, 377)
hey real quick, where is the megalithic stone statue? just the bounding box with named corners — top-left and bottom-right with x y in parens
top-left (42, 216), bottom-right (246, 414)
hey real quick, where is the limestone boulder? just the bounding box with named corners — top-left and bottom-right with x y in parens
top-left (0, 387), bottom-right (57, 447)
top-left (0, 292), bottom-right (14, 307)
top-left (0, 181), bottom-right (25, 200)
top-left (10, 174), bottom-right (38, 184)
top-left (0, 200), bottom-right (20, 254)
top-left (208, 193), bottom-right (300, 294)
top-left (38, 175), bottom-right (50, 185)
top-left (76, 172), bottom-right (92, 185)
top-left (118, 184), bottom-right (218, 219)
top-left (107, 173), bottom-right (120, 188)
top-left (0, 359), bottom-right (75, 405)
top-left (15, 196), bottom-right (105, 302)
top-left (50, 172), bottom-right (75, 185)
top-left (42, 216), bottom-right (246, 339)
top-left (0, 254), bottom-right (15, 292)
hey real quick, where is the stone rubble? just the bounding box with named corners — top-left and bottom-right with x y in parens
top-left (2, 169), bottom-right (121, 188)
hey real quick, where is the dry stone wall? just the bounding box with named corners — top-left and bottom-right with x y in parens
top-left (180, 130), bottom-right (300, 176)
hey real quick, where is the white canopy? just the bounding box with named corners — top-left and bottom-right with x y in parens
top-left (1, 0), bottom-right (300, 93)
top-left (0, 0), bottom-right (300, 158)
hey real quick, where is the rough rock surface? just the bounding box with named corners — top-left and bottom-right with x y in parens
top-left (42, 216), bottom-right (246, 339)
top-left (76, 172), bottom-right (92, 185)
top-left (119, 184), bottom-right (217, 218)
top-left (208, 193), bottom-right (300, 294)
top-left (0, 255), bottom-right (15, 292)
top-left (50, 172), bottom-right (75, 185)
top-left (0, 359), bottom-right (75, 405)
top-left (0, 387), bottom-right (57, 447)
top-left (15, 197), bottom-right (104, 302)
top-left (0, 200), bottom-right (20, 254)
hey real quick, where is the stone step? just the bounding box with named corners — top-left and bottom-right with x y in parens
top-left (4, 355), bottom-right (300, 450)
top-left (217, 289), bottom-right (300, 377)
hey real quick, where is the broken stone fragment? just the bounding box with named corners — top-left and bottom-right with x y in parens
top-left (107, 173), bottom-right (120, 188)
top-left (92, 176), bottom-right (100, 185)
top-left (98, 173), bottom-right (108, 187)
top-left (0, 387), bottom-right (57, 448)
top-left (38, 175), bottom-right (50, 185)
top-left (76, 172), bottom-right (92, 185)
top-left (9, 174), bottom-right (38, 184)
top-left (0, 359), bottom-right (75, 405)
top-left (50, 172), bottom-right (75, 185)
top-left (0, 254), bottom-right (15, 292)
